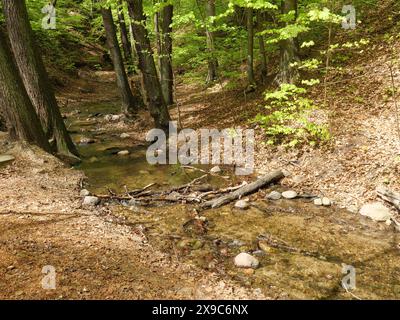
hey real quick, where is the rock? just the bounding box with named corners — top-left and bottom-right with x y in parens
top-left (314, 198), bottom-right (323, 206)
top-left (234, 200), bottom-right (249, 210)
top-left (385, 219), bottom-right (392, 226)
top-left (359, 202), bottom-right (393, 222)
top-left (79, 137), bottom-right (95, 145)
top-left (80, 189), bottom-right (90, 197)
top-left (117, 150), bottom-right (130, 156)
top-left (234, 252), bottom-right (259, 269)
top-left (282, 190), bottom-right (297, 199)
top-left (0, 154), bottom-right (15, 165)
top-left (111, 115), bottom-right (121, 121)
top-left (104, 114), bottom-right (112, 121)
top-left (322, 197), bottom-right (331, 206)
top-left (120, 133), bottom-right (130, 139)
top-left (266, 191), bottom-right (281, 200)
top-left (83, 196), bottom-right (100, 206)
top-left (210, 166), bottom-right (221, 173)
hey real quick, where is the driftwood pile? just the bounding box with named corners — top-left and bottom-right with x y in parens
top-left (95, 170), bottom-right (284, 210)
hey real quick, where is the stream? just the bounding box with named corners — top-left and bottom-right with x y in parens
top-left (65, 100), bottom-right (400, 300)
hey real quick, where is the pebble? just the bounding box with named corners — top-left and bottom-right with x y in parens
top-left (210, 166), bottom-right (221, 173)
top-left (359, 202), bottom-right (393, 222)
top-left (117, 150), bottom-right (130, 156)
top-left (234, 252), bottom-right (259, 269)
top-left (266, 191), bottom-right (281, 200)
top-left (322, 197), bottom-right (331, 206)
top-left (314, 198), bottom-right (323, 206)
top-left (234, 200), bottom-right (249, 210)
top-left (120, 133), bottom-right (130, 139)
top-left (79, 137), bottom-right (95, 145)
top-left (282, 190), bottom-right (297, 199)
top-left (83, 196), bottom-right (100, 206)
top-left (80, 189), bottom-right (90, 197)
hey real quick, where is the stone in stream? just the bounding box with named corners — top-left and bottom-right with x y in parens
top-left (314, 198), bottom-right (323, 206)
top-left (80, 189), bottom-right (90, 197)
top-left (0, 154), bottom-right (15, 165)
top-left (79, 137), bottom-right (95, 145)
top-left (266, 191), bottom-right (281, 200)
top-left (120, 133), bottom-right (130, 139)
top-left (234, 200), bottom-right (250, 210)
top-left (117, 150), bottom-right (130, 156)
top-left (210, 166), bottom-right (221, 174)
top-left (359, 202), bottom-right (393, 222)
top-left (82, 196), bottom-right (100, 206)
top-left (282, 190), bottom-right (297, 199)
top-left (234, 252), bottom-right (259, 269)
top-left (322, 197), bottom-right (331, 206)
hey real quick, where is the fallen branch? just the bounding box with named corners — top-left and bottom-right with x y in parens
top-left (200, 170), bottom-right (284, 209)
top-left (376, 185), bottom-right (400, 211)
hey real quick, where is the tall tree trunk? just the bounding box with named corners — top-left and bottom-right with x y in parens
top-left (127, 0), bottom-right (171, 131)
top-left (159, 2), bottom-right (174, 107)
top-left (0, 29), bottom-right (51, 152)
top-left (117, 0), bottom-right (132, 63)
top-left (154, 1), bottom-right (162, 68)
top-left (2, 0), bottom-right (79, 162)
top-left (246, 7), bottom-right (256, 88)
top-left (257, 12), bottom-right (267, 82)
top-left (101, 6), bottom-right (138, 116)
top-left (205, 0), bottom-right (218, 83)
top-left (276, 0), bottom-right (299, 84)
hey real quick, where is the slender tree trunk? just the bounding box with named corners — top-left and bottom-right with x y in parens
top-left (101, 6), bottom-right (138, 116)
top-left (0, 29), bottom-right (51, 152)
top-left (154, 1), bottom-right (162, 68)
top-left (2, 0), bottom-right (79, 162)
top-left (159, 2), bottom-right (174, 107)
top-left (276, 0), bottom-right (299, 84)
top-left (117, 0), bottom-right (132, 63)
top-left (257, 12), bottom-right (267, 82)
top-left (246, 7), bottom-right (256, 88)
top-left (205, 0), bottom-right (218, 83)
top-left (127, 0), bottom-right (171, 131)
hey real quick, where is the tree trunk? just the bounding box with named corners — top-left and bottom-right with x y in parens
top-left (257, 12), bottom-right (268, 82)
top-left (0, 29), bottom-right (51, 152)
top-left (276, 0), bottom-right (299, 84)
top-left (2, 0), bottom-right (79, 162)
top-left (154, 1), bottom-right (162, 68)
top-left (205, 0), bottom-right (218, 83)
top-left (127, 0), bottom-right (171, 131)
top-left (101, 6), bottom-right (138, 116)
top-left (159, 2), bottom-right (174, 107)
top-left (246, 7), bottom-right (256, 88)
top-left (117, 0), bottom-right (132, 63)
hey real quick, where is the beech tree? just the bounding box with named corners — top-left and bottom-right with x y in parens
top-left (100, 5), bottom-right (138, 115)
top-left (2, 0), bottom-right (79, 162)
top-left (0, 29), bottom-right (51, 152)
top-left (126, 0), bottom-right (171, 131)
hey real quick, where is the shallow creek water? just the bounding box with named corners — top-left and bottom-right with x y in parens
top-left (66, 102), bottom-right (400, 299)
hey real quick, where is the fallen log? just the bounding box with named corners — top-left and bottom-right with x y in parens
top-left (376, 185), bottom-right (400, 211)
top-left (200, 170), bottom-right (284, 209)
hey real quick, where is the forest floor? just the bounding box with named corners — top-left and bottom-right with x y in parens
top-left (1, 29), bottom-right (400, 298)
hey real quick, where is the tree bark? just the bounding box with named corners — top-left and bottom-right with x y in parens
top-left (117, 0), bottom-right (132, 63)
top-left (101, 6), bottom-right (138, 116)
top-left (246, 7), bottom-right (256, 88)
top-left (127, 0), bottom-right (171, 131)
top-left (205, 0), bottom-right (218, 83)
top-left (2, 0), bottom-right (79, 162)
top-left (0, 29), bottom-right (51, 152)
top-left (159, 2), bottom-right (174, 107)
top-left (276, 0), bottom-right (299, 84)
top-left (257, 12), bottom-right (267, 82)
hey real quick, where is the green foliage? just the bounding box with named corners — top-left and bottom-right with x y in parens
top-left (254, 84), bottom-right (330, 147)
